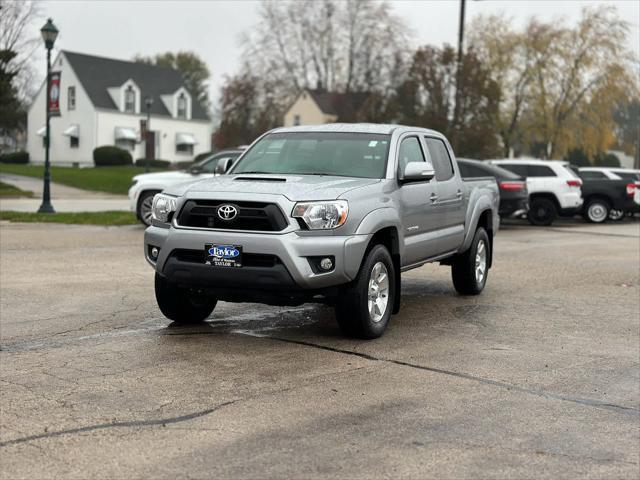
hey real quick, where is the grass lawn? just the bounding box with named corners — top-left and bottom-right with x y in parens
top-left (0, 210), bottom-right (138, 226)
top-left (0, 164), bottom-right (167, 195)
top-left (0, 181), bottom-right (34, 198)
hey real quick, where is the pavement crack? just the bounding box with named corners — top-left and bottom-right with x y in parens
top-left (0, 399), bottom-right (238, 448)
top-left (251, 335), bottom-right (640, 417)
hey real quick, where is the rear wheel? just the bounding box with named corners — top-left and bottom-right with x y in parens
top-left (527, 198), bottom-right (557, 226)
top-left (335, 244), bottom-right (396, 339)
top-left (452, 227), bottom-right (490, 295)
top-left (583, 199), bottom-right (610, 223)
top-left (137, 190), bottom-right (160, 226)
top-left (154, 273), bottom-right (217, 324)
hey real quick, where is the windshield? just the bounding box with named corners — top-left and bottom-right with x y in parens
top-left (231, 132), bottom-right (391, 179)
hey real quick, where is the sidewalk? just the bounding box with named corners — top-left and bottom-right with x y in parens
top-left (0, 173), bottom-right (130, 212)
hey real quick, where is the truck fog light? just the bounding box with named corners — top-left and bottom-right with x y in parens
top-left (319, 257), bottom-right (333, 271)
top-left (150, 247), bottom-right (159, 259)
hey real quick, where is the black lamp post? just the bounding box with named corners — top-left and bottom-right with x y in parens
top-left (38, 18), bottom-right (59, 214)
top-left (144, 96), bottom-right (153, 173)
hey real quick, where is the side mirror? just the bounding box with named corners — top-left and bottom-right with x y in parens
top-left (215, 158), bottom-right (234, 175)
top-left (401, 162), bottom-right (435, 183)
top-left (189, 166), bottom-right (203, 175)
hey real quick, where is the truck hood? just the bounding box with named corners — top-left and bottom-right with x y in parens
top-left (180, 174), bottom-right (380, 202)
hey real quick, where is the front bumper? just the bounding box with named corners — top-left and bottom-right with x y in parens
top-left (145, 225), bottom-right (371, 290)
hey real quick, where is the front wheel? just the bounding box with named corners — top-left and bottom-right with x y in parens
top-left (137, 190), bottom-right (160, 226)
top-left (335, 244), bottom-right (396, 339)
top-left (452, 227), bottom-right (490, 295)
top-left (154, 273), bottom-right (217, 324)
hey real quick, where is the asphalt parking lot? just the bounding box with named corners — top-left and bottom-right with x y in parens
top-left (1, 220), bottom-right (639, 479)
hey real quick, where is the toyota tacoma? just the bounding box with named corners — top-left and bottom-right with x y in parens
top-left (144, 124), bottom-right (500, 338)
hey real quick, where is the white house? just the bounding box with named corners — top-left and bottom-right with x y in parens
top-left (27, 51), bottom-right (212, 166)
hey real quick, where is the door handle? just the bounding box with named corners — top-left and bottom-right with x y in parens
top-left (456, 190), bottom-right (463, 199)
top-left (430, 193), bottom-right (438, 203)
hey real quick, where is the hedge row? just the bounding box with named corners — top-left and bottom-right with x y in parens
top-left (134, 158), bottom-right (171, 168)
top-left (0, 151), bottom-right (29, 164)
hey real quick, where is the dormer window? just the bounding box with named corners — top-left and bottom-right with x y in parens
top-left (177, 93), bottom-right (187, 119)
top-left (124, 86), bottom-right (136, 113)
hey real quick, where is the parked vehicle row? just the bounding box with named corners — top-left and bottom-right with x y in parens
top-left (574, 167), bottom-right (640, 222)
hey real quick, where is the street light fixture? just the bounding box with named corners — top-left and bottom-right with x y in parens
top-left (145, 96), bottom-right (153, 173)
top-left (38, 18), bottom-right (59, 214)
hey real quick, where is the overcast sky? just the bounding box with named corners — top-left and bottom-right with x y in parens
top-left (30, 0), bottom-right (639, 108)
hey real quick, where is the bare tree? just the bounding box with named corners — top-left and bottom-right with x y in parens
top-left (0, 0), bottom-right (42, 105)
top-left (241, 0), bottom-right (411, 107)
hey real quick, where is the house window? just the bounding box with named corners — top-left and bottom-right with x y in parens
top-left (293, 114), bottom-right (301, 126)
top-left (70, 136), bottom-right (79, 148)
top-left (68, 86), bottom-right (76, 110)
top-left (177, 93), bottom-right (187, 119)
top-left (116, 139), bottom-right (136, 151)
top-left (176, 143), bottom-right (194, 155)
top-left (124, 86), bottom-right (136, 113)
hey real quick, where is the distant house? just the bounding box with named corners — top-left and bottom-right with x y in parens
top-left (283, 89), bottom-right (372, 127)
top-left (27, 51), bottom-right (212, 166)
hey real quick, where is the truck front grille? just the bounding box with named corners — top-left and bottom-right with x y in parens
top-left (176, 200), bottom-right (288, 231)
top-left (171, 249), bottom-right (280, 268)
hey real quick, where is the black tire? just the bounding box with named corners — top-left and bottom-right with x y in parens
top-left (335, 244), bottom-right (396, 339)
top-left (137, 190), bottom-right (160, 226)
top-left (608, 209), bottom-right (625, 221)
top-left (154, 273), bottom-right (217, 324)
top-left (527, 198), bottom-right (557, 226)
top-left (452, 227), bottom-right (490, 295)
top-left (582, 198), bottom-right (610, 223)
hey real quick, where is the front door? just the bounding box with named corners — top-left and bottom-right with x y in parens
top-left (145, 131), bottom-right (156, 161)
top-left (396, 135), bottom-right (440, 267)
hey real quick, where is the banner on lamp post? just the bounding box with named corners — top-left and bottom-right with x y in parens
top-left (49, 71), bottom-right (61, 117)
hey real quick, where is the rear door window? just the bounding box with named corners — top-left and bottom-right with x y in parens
top-left (578, 170), bottom-right (608, 180)
top-left (458, 162), bottom-right (489, 178)
top-left (527, 165), bottom-right (556, 177)
top-left (425, 137), bottom-right (454, 181)
top-left (499, 164), bottom-right (528, 177)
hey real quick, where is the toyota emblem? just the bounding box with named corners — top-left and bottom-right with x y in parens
top-left (217, 204), bottom-right (238, 221)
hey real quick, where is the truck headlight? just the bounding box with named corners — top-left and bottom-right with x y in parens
top-left (152, 194), bottom-right (178, 223)
top-left (292, 200), bottom-right (348, 230)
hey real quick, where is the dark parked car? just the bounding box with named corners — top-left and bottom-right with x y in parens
top-left (457, 158), bottom-right (528, 217)
top-left (572, 167), bottom-right (639, 223)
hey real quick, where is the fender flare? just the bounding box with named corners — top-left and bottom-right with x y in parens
top-left (460, 197), bottom-right (494, 252)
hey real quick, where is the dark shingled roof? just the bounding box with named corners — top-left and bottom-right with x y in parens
top-left (307, 90), bottom-right (371, 120)
top-left (62, 51), bottom-right (209, 121)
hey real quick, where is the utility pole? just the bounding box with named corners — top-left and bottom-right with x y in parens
top-left (452, 0), bottom-right (466, 152)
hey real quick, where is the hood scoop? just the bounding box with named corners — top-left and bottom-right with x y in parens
top-left (234, 177), bottom-right (287, 182)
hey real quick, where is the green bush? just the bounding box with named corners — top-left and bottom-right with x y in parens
top-left (593, 153), bottom-right (621, 168)
top-left (93, 146), bottom-right (132, 167)
top-left (134, 158), bottom-right (171, 168)
top-left (0, 151), bottom-right (29, 164)
top-left (564, 148), bottom-right (589, 167)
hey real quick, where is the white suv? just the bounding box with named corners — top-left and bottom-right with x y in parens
top-left (489, 159), bottom-right (583, 225)
top-left (129, 149), bottom-right (244, 225)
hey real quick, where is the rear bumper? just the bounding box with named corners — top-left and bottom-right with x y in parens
top-left (145, 225), bottom-right (371, 290)
top-left (499, 198), bottom-right (528, 217)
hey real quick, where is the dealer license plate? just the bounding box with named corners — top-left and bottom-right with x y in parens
top-left (205, 244), bottom-right (242, 268)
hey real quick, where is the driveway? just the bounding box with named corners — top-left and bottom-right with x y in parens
top-left (0, 221), bottom-right (638, 478)
top-left (0, 173), bottom-right (129, 212)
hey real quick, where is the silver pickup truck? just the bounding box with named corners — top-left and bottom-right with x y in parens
top-left (144, 124), bottom-right (499, 338)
